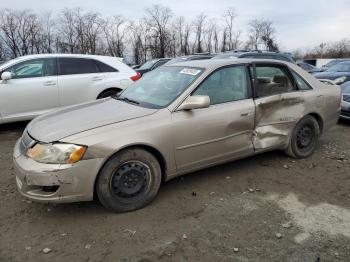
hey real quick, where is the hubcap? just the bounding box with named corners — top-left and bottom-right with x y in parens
top-left (111, 161), bottom-right (150, 198)
top-left (296, 125), bottom-right (313, 149)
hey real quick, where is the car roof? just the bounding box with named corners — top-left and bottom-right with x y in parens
top-left (5, 54), bottom-right (123, 62)
top-left (164, 58), bottom-right (294, 70)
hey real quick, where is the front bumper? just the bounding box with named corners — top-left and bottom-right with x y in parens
top-left (13, 139), bottom-right (104, 203)
top-left (340, 98), bottom-right (350, 120)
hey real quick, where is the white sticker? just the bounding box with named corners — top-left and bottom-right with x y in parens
top-left (180, 68), bottom-right (201, 76)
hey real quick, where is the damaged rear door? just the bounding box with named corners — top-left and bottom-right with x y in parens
top-left (251, 63), bottom-right (306, 151)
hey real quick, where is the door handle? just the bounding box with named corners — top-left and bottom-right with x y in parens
top-left (43, 81), bottom-right (56, 86)
top-left (240, 111), bottom-right (253, 117)
top-left (92, 77), bottom-right (103, 81)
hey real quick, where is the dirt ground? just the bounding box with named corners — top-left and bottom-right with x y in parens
top-left (0, 120), bottom-right (350, 262)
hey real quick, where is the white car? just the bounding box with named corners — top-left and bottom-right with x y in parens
top-left (0, 54), bottom-right (140, 124)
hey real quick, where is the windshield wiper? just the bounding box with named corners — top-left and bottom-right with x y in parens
top-left (117, 96), bottom-right (140, 105)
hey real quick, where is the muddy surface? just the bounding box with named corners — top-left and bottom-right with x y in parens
top-left (0, 121), bottom-right (350, 262)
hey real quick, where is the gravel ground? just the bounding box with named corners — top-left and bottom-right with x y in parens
top-left (0, 120), bottom-right (350, 262)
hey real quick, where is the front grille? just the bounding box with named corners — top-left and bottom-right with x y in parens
top-left (20, 132), bottom-right (36, 154)
top-left (341, 109), bottom-right (350, 117)
top-left (343, 95), bottom-right (350, 103)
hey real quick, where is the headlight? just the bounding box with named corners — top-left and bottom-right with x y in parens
top-left (26, 143), bottom-right (87, 164)
top-left (334, 76), bottom-right (347, 85)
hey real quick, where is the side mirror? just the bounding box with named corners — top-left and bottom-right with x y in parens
top-left (1, 71), bottom-right (12, 81)
top-left (177, 95), bottom-right (210, 111)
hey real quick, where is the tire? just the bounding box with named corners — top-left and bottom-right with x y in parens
top-left (285, 115), bottom-right (320, 159)
top-left (96, 148), bottom-right (162, 212)
top-left (97, 89), bottom-right (120, 99)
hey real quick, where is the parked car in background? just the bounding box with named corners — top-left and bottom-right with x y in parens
top-left (214, 51), bottom-right (296, 64)
top-left (237, 51), bottom-right (296, 63)
top-left (136, 58), bottom-right (171, 75)
top-left (313, 61), bottom-right (350, 85)
top-left (0, 54), bottom-right (139, 124)
top-left (340, 81), bottom-right (350, 120)
top-left (131, 64), bottom-right (141, 69)
top-left (297, 62), bottom-right (316, 73)
top-left (165, 54), bottom-right (214, 65)
top-left (13, 58), bottom-right (340, 212)
top-left (310, 59), bottom-right (350, 74)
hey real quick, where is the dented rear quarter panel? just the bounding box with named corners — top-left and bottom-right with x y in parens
top-left (253, 63), bottom-right (340, 151)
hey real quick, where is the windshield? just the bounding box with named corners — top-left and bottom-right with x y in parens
top-left (327, 63), bottom-right (350, 72)
top-left (0, 57), bottom-right (21, 71)
top-left (117, 66), bottom-right (204, 108)
top-left (138, 60), bottom-right (157, 70)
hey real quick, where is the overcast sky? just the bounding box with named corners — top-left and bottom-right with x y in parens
top-left (2, 0), bottom-right (349, 51)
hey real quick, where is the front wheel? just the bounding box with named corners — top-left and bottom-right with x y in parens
top-left (96, 149), bottom-right (162, 212)
top-left (285, 115), bottom-right (320, 158)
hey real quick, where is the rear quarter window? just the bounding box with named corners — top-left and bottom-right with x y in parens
top-left (94, 60), bottom-right (118, 72)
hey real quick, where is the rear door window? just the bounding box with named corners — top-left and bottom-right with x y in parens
top-left (59, 58), bottom-right (99, 75)
top-left (291, 71), bottom-right (312, 90)
top-left (253, 65), bottom-right (294, 97)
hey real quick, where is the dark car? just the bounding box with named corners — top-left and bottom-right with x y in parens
top-left (313, 61), bottom-right (350, 85)
top-left (297, 62), bottom-right (316, 73)
top-left (165, 54), bottom-right (214, 65)
top-left (340, 81), bottom-right (350, 120)
top-left (238, 51), bottom-right (296, 64)
top-left (310, 59), bottom-right (350, 74)
top-left (213, 51), bottom-right (296, 64)
top-left (136, 58), bottom-right (171, 75)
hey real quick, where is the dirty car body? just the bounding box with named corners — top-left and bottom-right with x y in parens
top-left (13, 59), bottom-right (341, 211)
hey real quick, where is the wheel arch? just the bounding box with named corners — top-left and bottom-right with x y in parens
top-left (97, 87), bottom-right (123, 99)
top-left (307, 112), bottom-right (324, 134)
top-left (93, 144), bottom-right (168, 198)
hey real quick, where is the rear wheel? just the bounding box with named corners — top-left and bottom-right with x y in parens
top-left (285, 115), bottom-right (320, 158)
top-left (96, 149), bottom-right (162, 212)
top-left (97, 89), bottom-right (120, 99)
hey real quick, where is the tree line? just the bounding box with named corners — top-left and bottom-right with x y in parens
top-left (0, 5), bottom-right (280, 64)
top-left (295, 39), bottom-right (350, 60)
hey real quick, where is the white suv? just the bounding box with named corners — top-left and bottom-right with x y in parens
top-left (0, 54), bottom-right (140, 124)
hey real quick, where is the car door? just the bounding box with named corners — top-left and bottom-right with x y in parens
top-left (0, 57), bottom-right (59, 122)
top-left (251, 63), bottom-right (307, 151)
top-left (171, 65), bottom-right (255, 173)
top-left (57, 57), bottom-right (104, 106)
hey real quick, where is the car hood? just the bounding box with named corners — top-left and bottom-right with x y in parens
top-left (27, 98), bottom-right (158, 143)
top-left (313, 71), bottom-right (350, 80)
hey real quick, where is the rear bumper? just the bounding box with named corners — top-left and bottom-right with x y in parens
top-left (13, 139), bottom-right (104, 203)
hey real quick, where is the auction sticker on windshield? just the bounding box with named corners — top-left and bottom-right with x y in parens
top-left (179, 68), bottom-right (201, 76)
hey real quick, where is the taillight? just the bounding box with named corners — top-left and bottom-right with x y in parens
top-left (130, 72), bottom-right (141, 81)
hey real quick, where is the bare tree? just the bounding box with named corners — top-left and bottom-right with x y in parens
top-left (57, 8), bottom-right (79, 53)
top-left (223, 7), bottom-right (236, 50)
top-left (39, 11), bottom-right (55, 53)
top-left (260, 20), bottom-right (278, 51)
top-left (145, 4), bottom-right (172, 58)
top-left (103, 15), bottom-right (127, 57)
top-left (247, 19), bottom-right (264, 50)
top-left (193, 13), bottom-right (206, 53)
